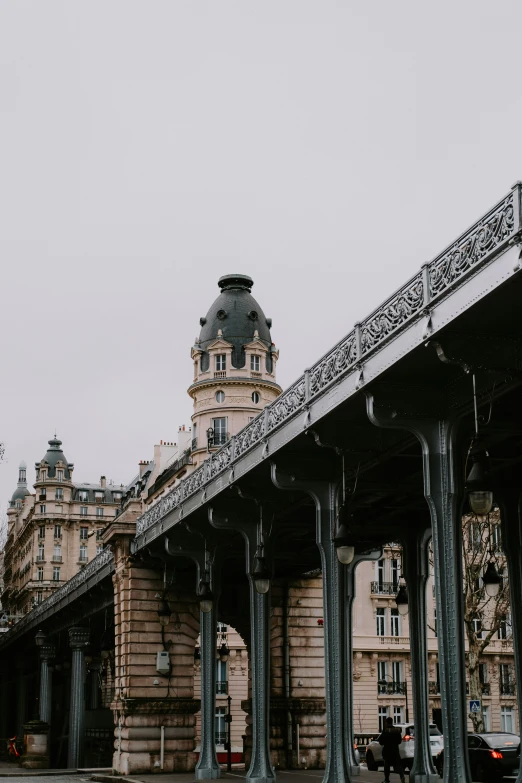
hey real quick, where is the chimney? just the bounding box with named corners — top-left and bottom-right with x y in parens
top-left (100, 476), bottom-right (106, 489)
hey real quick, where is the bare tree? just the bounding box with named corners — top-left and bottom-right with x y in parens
top-left (462, 509), bottom-right (510, 732)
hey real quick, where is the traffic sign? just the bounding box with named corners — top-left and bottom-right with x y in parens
top-left (469, 700), bottom-right (481, 713)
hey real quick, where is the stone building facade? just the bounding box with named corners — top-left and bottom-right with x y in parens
top-left (2, 438), bottom-right (122, 617)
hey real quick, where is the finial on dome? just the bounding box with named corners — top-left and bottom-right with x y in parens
top-left (218, 274), bottom-right (253, 292)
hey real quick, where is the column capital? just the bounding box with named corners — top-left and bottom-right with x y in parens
top-left (68, 627), bottom-right (90, 650)
top-left (40, 644), bottom-right (56, 661)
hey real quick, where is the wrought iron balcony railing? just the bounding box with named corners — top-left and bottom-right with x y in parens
top-left (135, 185), bottom-right (520, 539)
top-left (428, 681), bottom-right (440, 694)
top-left (371, 581), bottom-right (399, 595)
top-left (378, 680), bottom-right (406, 695)
top-left (500, 683), bottom-right (516, 695)
top-left (216, 680), bottom-right (228, 694)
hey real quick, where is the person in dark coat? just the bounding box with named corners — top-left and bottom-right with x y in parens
top-left (378, 717), bottom-right (406, 783)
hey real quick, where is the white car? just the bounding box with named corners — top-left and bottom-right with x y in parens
top-left (365, 723), bottom-right (444, 772)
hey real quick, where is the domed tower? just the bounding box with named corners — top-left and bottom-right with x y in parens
top-left (189, 274), bottom-right (281, 462)
top-left (34, 437), bottom-right (74, 499)
top-left (9, 461), bottom-right (30, 510)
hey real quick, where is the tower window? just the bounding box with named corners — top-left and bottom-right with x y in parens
top-left (57, 469), bottom-right (64, 482)
top-left (55, 488), bottom-right (63, 501)
top-left (212, 418), bottom-right (228, 446)
top-left (215, 355), bottom-right (226, 371)
top-left (252, 392), bottom-right (260, 404)
top-left (215, 390), bottom-right (225, 403)
top-left (80, 527), bottom-right (88, 540)
top-left (251, 355), bottom-right (260, 372)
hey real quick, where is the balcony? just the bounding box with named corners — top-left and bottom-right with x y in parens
top-left (500, 683), bottom-right (515, 695)
top-left (428, 681), bottom-right (440, 694)
top-left (379, 636), bottom-right (409, 646)
top-left (214, 371), bottom-right (226, 379)
top-left (52, 557), bottom-right (62, 563)
top-left (216, 681), bottom-right (228, 695)
top-left (371, 581), bottom-right (399, 595)
top-left (378, 680), bottom-right (406, 695)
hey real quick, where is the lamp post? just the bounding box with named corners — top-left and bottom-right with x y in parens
top-left (225, 694), bottom-right (233, 772)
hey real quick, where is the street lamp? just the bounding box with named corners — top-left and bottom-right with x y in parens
top-left (218, 641), bottom-right (230, 662)
top-left (198, 577), bottom-right (214, 613)
top-left (252, 545), bottom-right (271, 594)
top-left (466, 442), bottom-right (494, 517)
top-left (35, 629), bottom-right (47, 648)
top-left (333, 505), bottom-right (355, 565)
top-left (395, 582), bottom-right (409, 616)
top-left (483, 560), bottom-right (502, 597)
top-left (206, 427), bottom-right (214, 451)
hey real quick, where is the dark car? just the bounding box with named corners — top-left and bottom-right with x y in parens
top-left (435, 732), bottom-right (520, 782)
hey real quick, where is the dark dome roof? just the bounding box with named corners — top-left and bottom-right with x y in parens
top-left (36, 437), bottom-right (73, 479)
top-left (11, 485), bottom-right (30, 503)
top-left (198, 274), bottom-right (274, 371)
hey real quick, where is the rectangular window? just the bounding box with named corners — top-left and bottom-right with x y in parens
top-left (472, 617), bottom-right (483, 640)
top-left (212, 417), bottom-right (228, 446)
top-left (499, 664), bottom-right (515, 694)
top-left (78, 490), bottom-right (88, 502)
top-left (469, 522), bottom-right (482, 552)
top-left (37, 591), bottom-right (43, 604)
top-left (482, 705), bottom-right (490, 732)
top-left (57, 469), bottom-right (64, 481)
top-left (250, 355), bottom-right (260, 372)
top-left (37, 545), bottom-right (44, 561)
top-left (96, 507), bottom-right (104, 517)
top-left (53, 544), bottom-right (61, 561)
top-left (377, 559), bottom-right (385, 587)
top-left (37, 567), bottom-right (44, 581)
top-left (40, 488), bottom-right (46, 499)
top-left (501, 707), bottom-right (514, 733)
top-left (376, 607), bottom-right (385, 636)
top-left (96, 529), bottom-right (104, 540)
top-left (393, 706), bottom-right (403, 724)
top-left (113, 492), bottom-right (121, 501)
top-left (215, 354), bottom-right (226, 371)
top-left (38, 526), bottom-right (45, 539)
top-left (492, 524), bottom-right (502, 552)
top-left (55, 488), bottom-right (63, 501)
top-left (390, 608), bottom-right (400, 637)
top-left (216, 660), bottom-right (228, 694)
top-left (40, 504), bottom-right (46, 514)
top-left (498, 615), bottom-right (512, 640)
top-left (215, 706), bottom-right (227, 745)
top-left (377, 661), bottom-right (388, 693)
top-left (40, 470), bottom-right (46, 481)
top-left (80, 527), bottom-right (88, 540)
top-left (52, 566), bottom-right (60, 581)
top-left (95, 492), bottom-right (103, 502)
top-left (54, 524), bottom-right (62, 539)
top-left (390, 558), bottom-right (401, 589)
top-left (96, 544), bottom-right (103, 555)
top-left (378, 706), bottom-right (389, 731)
top-left (80, 506), bottom-right (88, 516)
top-left (392, 660), bottom-right (403, 684)
top-left (79, 544), bottom-right (88, 562)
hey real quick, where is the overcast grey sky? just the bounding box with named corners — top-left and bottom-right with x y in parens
top-left (1, 1), bottom-right (522, 506)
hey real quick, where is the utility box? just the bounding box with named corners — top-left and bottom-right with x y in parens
top-left (156, 650), bottom-right (170, 675)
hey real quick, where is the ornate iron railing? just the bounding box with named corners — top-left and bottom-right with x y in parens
top-left (216, 680), bottom-right (228, 694)
top-left (0, 548), bottom-right (114, 643)
top-left (428, 680), bottom-right (440, 694)
top-left (371, 581), bottom-right (399, 595)
top-left (378, 680), bottom-right (406, 695)
top-left (136, 186), bottom-right (520, 538)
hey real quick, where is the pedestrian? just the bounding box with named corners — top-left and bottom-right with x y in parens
top-left (378, 717), bottom-right (406, 783)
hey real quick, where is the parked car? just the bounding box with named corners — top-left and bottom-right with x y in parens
top-left (435, 733), bottom-right (520, 782)
top-left (365, 723), bottom-right (443, 772)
